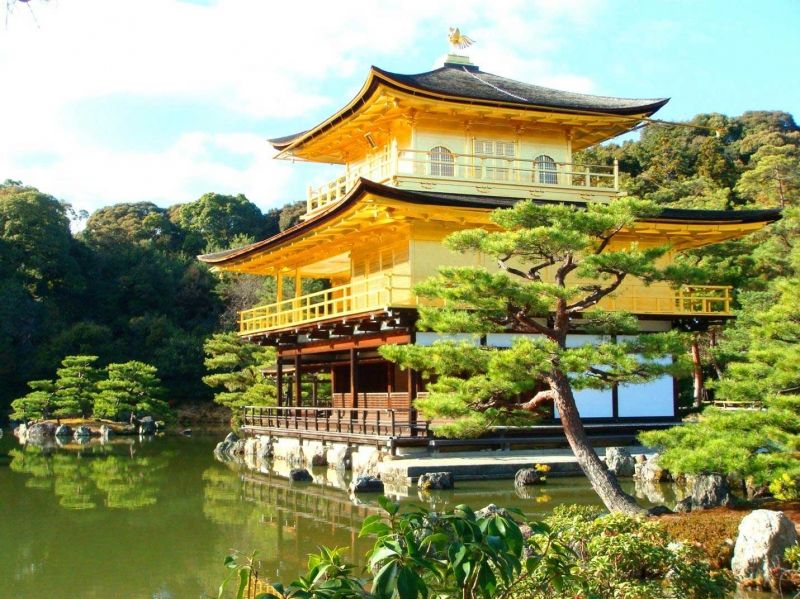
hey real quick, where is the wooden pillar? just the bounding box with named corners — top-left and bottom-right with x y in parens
top-left (350, 348), bottom-right (359, 410)
top-left (408, 367), bottom-right (418, 431)
top-left (276, 272), bottom-right (284, 303)
top-left (276, 358), bottom-right (284, 406)
top-left (294, 353), bottom-right (302, 407)
top-left (386, 362), bottom-right (395, 408)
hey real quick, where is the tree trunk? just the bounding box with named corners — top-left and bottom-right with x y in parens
top-left (691, 334), bottom-right (704, 409)
top-left (549, 369), bottom-right (647, 516)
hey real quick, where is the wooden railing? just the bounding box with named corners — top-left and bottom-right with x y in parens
top-left (242, 406), bottom-right (429, 439)
top-left (601, 285), bottom-right (732, 316)
top-left (239, 274), bottom-right (413, 334)
top-left (305, 147), bottom-right (619, 217)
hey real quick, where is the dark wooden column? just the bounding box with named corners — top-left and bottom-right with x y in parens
top-left (386, 362), bottom-right (395, 408)
top-left (408, 367), bottom-right (418, 433)
top-left (311, 374), bottom-right (318, 407)
top-left (294, 353), bottom-right (302, 407)
top-left (276, 358), bottom-right (284, 407)
top-left (349, 348), bottom-right (359, 409)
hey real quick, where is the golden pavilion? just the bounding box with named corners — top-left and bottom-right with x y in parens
top-left (199, 50), bottom-right (778, 448)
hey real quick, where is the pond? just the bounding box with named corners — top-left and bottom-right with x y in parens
top-left (0, 431), bottom-right (773, 598)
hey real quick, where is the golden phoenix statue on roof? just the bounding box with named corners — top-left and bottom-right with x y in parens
top-left (448, 27), bottom-right (475, 52)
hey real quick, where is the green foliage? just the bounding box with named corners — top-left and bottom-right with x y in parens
top-left (381, 198), bottom-right (688, 438)
top-left (230, 501), bottom-right (731, 599)
top-left (10, 379), bottom-right (57, 421)
top-left (640, 264), bottom-right (800, 485)
top-left (175, 192), bottom-right (278, 254)
top-left (94, 361), bottom-right (171, 421)
top-left (53, 355), bottom-right (101, 418)
top-left (526, 505), bottom-right (734, 598)
top-left (202, 333), bottom-right (277, 418)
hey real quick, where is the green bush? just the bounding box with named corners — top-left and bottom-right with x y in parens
top-left (223, 501), bottom-right (733, 599)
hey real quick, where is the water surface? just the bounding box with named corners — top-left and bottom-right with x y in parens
top-left (0, 432), bottom-right (773, 598)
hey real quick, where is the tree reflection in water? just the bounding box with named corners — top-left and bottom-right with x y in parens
top-left (8, 439), bottom-right (173, 510)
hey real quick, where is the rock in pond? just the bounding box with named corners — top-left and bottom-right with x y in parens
top-left (139, 418), bottom-right (157, 436)
top-left (350, 475), bottom-right (384, 494)
top-left (633, 453), bottom-right (671, 482)
top-left (289, 468), bottom-right (313, 482)
top-left (54, 424), bottom-right (73, 438)
top-left (418, 472), bottom-right (454, 490)
top-left (515, 468), bottom-right (545, 486)
top-left (688, 473), bottom-right (732, 509)
top-left (73, 425), bottom-right (92, 439)
top-left (732, 509), bottom-right (799, 590)
top-left (224, 432), bottom-right (238, 444)
top-left (99, 424), bottom-right (114, 439)
top-left (26, 422), bottom-right (56, 443)
top-left (605, 447), bottom-right (635, 477)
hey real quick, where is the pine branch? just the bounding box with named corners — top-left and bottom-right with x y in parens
top-left (566, 272), bottom-right (626, 314)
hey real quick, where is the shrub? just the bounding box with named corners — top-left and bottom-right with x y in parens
top-left (226, 502), bottom-right (733, 599)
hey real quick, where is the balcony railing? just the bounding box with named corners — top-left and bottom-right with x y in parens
top-left (242, 406), bottom-right (429, 440)
top-left (305, 148), bottom-right (619, 217)
top-left (239, 274), bottom-right (413, 334)
top-left (239, 279), bottom-right (732, 336)
top-left (601, 285), bottom-right (732, 316)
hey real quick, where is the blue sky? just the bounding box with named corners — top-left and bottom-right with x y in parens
top-left (1, 0), bottom-right (798, 215)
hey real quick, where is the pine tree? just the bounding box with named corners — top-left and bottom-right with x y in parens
top-left (641, 278), bottom-right (800, 489)
top-left (381, 198), bottom-right (691, 515)
top-left (10, 380), bottom-right (57, 421)
top-left (202, 333), bottom-right (276, 422)
top-left (93, 361), bottom-right (171, 421)
top-left (53, 355), bottom-right (100, 418)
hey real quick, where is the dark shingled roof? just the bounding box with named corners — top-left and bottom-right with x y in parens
top-left (269, 63), bottom-right (669, 150)
top-left (197, 179), bottom-right (780, 265)
top-left (374, 64), bottom-right (669, 116)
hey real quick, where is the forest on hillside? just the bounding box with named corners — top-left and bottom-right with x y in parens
top-left (1, 110), bottom-right (798, 417)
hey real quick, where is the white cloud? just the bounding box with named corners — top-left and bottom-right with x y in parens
top-left (0, 0), bottom-right (604, 214)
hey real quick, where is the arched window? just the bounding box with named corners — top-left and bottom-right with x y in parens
top-left (534, 155), bottom-right (558, 184)
top-left (429, 146), bottom-right (455, 177)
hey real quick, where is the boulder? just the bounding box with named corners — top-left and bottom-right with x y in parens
top-left (26, 422), bottom-right (56, 443)
top-left (688, 473), bottom-right (732, 509)
top-left (328, 446), bottom-right (352, 472)
top-left (73, 425), bottom-right (92, 439)
top-left (138, 420), bottom-right (157, 436)
top-left (605, 447), bottom-right (635, 477)
top-left (289, 468), bottom-right (313, 482)
top-left (213, 441), bottom-right (234, 460)
top-left (732, 510), bottom-right (799, 590)
top-left (635, 453), bottom-right (647, 464)
top-left (54, 424), bottom-right (73, 438)
top-left (418, 472), bottom-right (454, 490)
top-left (224, 431), bottom-right (238, 444)
top-left (349, 475), bottom-right (384, 494)
top-left (13, 423), bottom-right (27, 438)
top-left (182, 428), bottom-right (192, 436)
top-left (514, 468), bottom-right (545, 486)
top-left (674, 497), bottom-right (693, 513)
top-left (229, 439), bottom-right (246, 456)
top-left (633, 453), bottom-right (671, 482)
top-left (308, 447), bottom-right (328, 468)
top-left (99, 425), bottom-right (114, 439)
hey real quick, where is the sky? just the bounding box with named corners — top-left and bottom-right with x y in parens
top-left (1, 0), bottom-right (798, 216)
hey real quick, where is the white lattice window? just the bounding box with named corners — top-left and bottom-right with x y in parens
top-left (429, 146), bottom-right (455, 177)
top-left (473, 139), bottom-right (516, 181)
top-left (535, 154), bottom-right (558, 184)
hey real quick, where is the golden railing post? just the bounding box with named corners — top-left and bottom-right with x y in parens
top-left (613, 159), bottom-right (620, 190)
